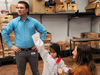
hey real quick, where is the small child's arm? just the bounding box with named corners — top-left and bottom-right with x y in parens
top-left (32, 33), bottom-right (56, 69)
top-left (59, 59), bottom-right (69, 74)
top-left (32, 33), bottom-right (49, 60)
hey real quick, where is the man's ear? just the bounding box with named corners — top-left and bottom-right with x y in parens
top-left (26, 8), bottom-right (28, 13)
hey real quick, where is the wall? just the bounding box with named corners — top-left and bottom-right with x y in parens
top-left (30, 15), bottom-right (91, 42)
top-left (69, 18), bottom-right (91, 38)
top-left (0, 0), bottom-right (29, 13)
top-left (92, 17), bottom-right (100, 33)
top-left (0, 0), bottom-right (91, 43)
top-left (75, 0), bottom-right (88, 12)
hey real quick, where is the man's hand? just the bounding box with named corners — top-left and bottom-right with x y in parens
top-left (32, 45), bottom-right (37, 51)
top-left (11, 45), bottom-right (21, 53)
top-left (57, 68), bottom-right (63, 74)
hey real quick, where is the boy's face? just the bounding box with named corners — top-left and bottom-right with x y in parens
top-left (50, 48), bottom-right (57, 59)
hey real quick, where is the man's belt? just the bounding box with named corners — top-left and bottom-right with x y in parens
top-left (21, 48), bottom-right (32, 51)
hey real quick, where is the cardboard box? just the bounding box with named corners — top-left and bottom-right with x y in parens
top-left (54, 0), bottom-right (70, 4)
top-left (0, 23), bottom-right (8, 31)
top-left (96, 2), bottom-right (100, 9)
top-left (88, 33), bottom-right (99, 48)
top-left (95, 8), bottom-right (100, 16)
top-left (65, 0), bottom-right (70, 4)
top-left (57, 41), bottom-right (69, 50)
top-left (54, 0), bottom-right (63, 4)
top-left (44, 40), bottom-right (51, 46)
top-left (88, 33), bottom-right (99, 38)
top-left (2, 43), bottom-right (10, 51)
top-left (10, 36), bottom-right (15, 42)
top-left (0, 52), bottom-right (3, 58)
top-left (85, 3), bottom-right (97, 10)
top-left (45, 6), bottom-right (55, 13)
top-left (9, 31), bottom-right (15, 37)
top-left (0, 15), bottom-right (13, 23)
top-left (45, 32), bottom-right (52, 40)
top-left (56, 2), bottom-right (67, 12)
top-left (89, 0), bottom-right (97, 3)
top-left (29, 0), bottom-right (45, 13)
top-left (95, 3), bottom-right (100, 16)
top-left (81, 32), bottom-right (92, 38)
top-left (85, 2), bottom-right (100, 10)
top-left (68, 4), bottom-right (77, 11)
top-left (62, 42), bottom-right (69, 50)
top-left (44, 46), bottom-right (50, 51)
top-left (0, 37), bottom-right (1, 45)
top-left (10, 4), bottom-right (18, 13)
top-left (4, 51), bottom-right (15, 57)
top-left (0, 45), bottom-right (3, 52)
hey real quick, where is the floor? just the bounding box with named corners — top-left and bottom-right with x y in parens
top-left (0, 57), bottom-right (100, 75)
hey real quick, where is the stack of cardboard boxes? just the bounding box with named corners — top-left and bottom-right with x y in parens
top-left (87, 33), bottom-right (100, 48)
top-left (0, 37), bottom-right (3, 58)
top-left (56, 40), bottom-right (81, 51)
top-left (57, 41), bottom-right (69, 50)
top-left (44, 32), bottom-right (52, 51)
top-left (85, 0), bottom-right (100, 16)
top-left (54, 0), bottom-right (77, 12)
top-left (81, 32), bottom-right (100, 48)
top-left (28, 0), bottom-right (77, 14)
top-left (55, 0), bottom-right (68, 12)
top-left (0, 15), bottom-right (15, 57)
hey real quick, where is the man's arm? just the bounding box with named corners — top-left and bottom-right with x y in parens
top-left (1, 21), bottom-right (14, 47)
top-left (2, 20), bottom-right (21, 52)
top-left (34, 19), bottom-right (47, 41)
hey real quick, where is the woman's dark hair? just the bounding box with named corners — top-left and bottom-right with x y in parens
top-left (18, 1), bottom-right (29, 15)
top-left (75, 44), bottom-right (97, 75)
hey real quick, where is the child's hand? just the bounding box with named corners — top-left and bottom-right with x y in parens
top-left (68, 67), bottom-right (72, 73)
top-left (57, 68), bottom-right (63, 74)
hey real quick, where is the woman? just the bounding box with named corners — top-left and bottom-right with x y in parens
top-left (57, 44), bottom-right (97, 75)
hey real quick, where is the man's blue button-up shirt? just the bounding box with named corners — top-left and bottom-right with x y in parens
top-left (2, 16), bottom-right (47, 48)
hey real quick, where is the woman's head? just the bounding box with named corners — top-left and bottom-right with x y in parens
top-left (72, 44), bottom-right (97, 75)
top-left (72, 44), bottom-right (92, 65)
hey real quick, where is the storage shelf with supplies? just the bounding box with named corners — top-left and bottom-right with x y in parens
top-left (70, 38), bottom-right (100, 59)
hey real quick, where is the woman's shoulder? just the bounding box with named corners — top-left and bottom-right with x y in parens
top-left (73, 65), bottom-right (92, 75)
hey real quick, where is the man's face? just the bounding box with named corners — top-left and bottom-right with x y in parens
top-left (17, 3), bottom-right (28, 16)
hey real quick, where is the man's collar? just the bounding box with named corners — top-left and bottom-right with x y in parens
top-left (18, 16), bottom-right (30, 21)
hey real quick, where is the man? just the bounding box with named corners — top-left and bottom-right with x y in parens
top-left (2, 1), bottom-right (47, 75)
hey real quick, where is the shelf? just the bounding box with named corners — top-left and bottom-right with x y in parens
top-left (70, 38), bottom-right (100, 42)
top-left (70, 12), bottom-right (96, 18)
top-left (8, 11), bottom-right (75, 15)
top-left (0, 57), bottom-right (16, 67)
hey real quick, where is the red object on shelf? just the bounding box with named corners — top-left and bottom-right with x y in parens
top-left (1, 10), bottom-right (9, 14)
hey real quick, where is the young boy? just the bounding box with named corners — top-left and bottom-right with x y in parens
top-left (32, 33), bottom-right (70, 75)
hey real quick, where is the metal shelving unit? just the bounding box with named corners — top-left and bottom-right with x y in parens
top-left (70, 38), bottom-right (100, 59)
